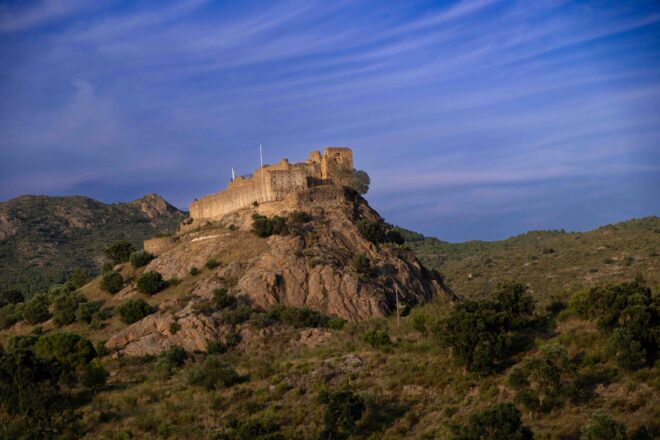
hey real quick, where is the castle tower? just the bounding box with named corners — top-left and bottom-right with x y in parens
top-left (321, 147), bottom-right (353, 180)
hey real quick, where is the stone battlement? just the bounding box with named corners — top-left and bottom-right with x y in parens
top-left (189, 147), bottom-right (353, 221)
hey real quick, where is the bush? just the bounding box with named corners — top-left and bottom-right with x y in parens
top-left (189, 266), bottom-right (200, 276)
top-left (101, 271), bottom-right (123, 294)
top-left (117, 299), bottom-right (154, 324)
top-left (76, 301), bottom-right (101, 324)
top-left (136, 271), bottom-right (167, 295)
top-left (385, 229), bottom-right (405, 245)
top-left (251, 214), bottom-right (288, 238)
top-left (69, 267), bottom-right (90, 289)
top-left (453, 403), bottom-right (533, 440)
top-left (81, 358), bottom-right (109, 390)
top-left (213, 288), bottom-right (237, 309)
top-left (52, 292), bottom-right (87, 326)
top-left (581, 411), bottom-right (627, 440)
top-left (0, 289), bottom-right (24, 307)
top-left (104, 240), bottom-right (136, 265)
top-left (508, 344), bottom-right (571, 414)
top-left (357, 220), bottom-right (384, 243)
top-left (34, 332), bottom-right (96, 370)
top-left (129, 250), bottom-right (154, 268)
top-left (352, 254), bottom-right (371, 274)
top-left (267, 305), bottom-right (329, 328)
top-left (156, 346), bottom-right (187, 377)
top-left (21, 294), bottom-right (50, 325)
top-left (0, 304), bottom-right (19, 329)
top-left (318, 389), bottom-right (365, 438)
top-left (288, 210), bottom-right (312, 224)
top-left (220, 304), bottom-right (252, 325)
top-left (327, 317), bottom-right (347, 330)
top-left (188, 356), bottom-right (241, 390)
top-left (363, 328), bottom-right (391, 347)
top-left (205, 259), bottom-right (220, 269)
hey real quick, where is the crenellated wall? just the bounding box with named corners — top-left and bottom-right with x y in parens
top-left (189, 147), bottom-right (353, 221)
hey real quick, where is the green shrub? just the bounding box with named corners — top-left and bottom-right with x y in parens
top-left (267, 305), bottom-right (329, 328)
top-left (318, 389), bottom-right (365, 438)
top-left (101, 271), bottom-right (123, 294)
top-left (129, 250), bottom-right (154, 268)
top-left (76, 301), bottom-right (101, 324)
top-left (69, 267), bottom-right (90, 289)
top-left (34, 332), bottom-right (96, 370)
top-left (136, 271), bottom-right (167, 295)
top-left (508, 344), bottom-right (571, 414)
top-left (363, 328), bottom-right (391, 347)
top-left (288, 210), bottom-right (312, 224)
top-left (0, 304), bottom-right (19, 329)
top-left (188, 356), bottom-right (241, 390)
top-left (52, 291), bottom-right (87, 326)
top-left (221, 304), bottom-right (252, 325)
top-left (385, 229), bottom-right (405, 245)
top-left (0, 289), bottom-right (24, 307)
top-left (351, 254), bottom-right (371, 274)
top-left (205, 259), bottom-right (220, 269)
top-left (189, 266), bottom-right (200, 276)
top-left (357, 219), bottom-right (384, 243)
top-left (453, 403), bottom-right (533, 440)
top-left (327, 317), bottom-right (347, 330)
top-left (213, 288), bottom-right (237, 309)
top-left (21, 294), bottom-right (50, 325)
top-left (580, 411), bottom-right (627, 440)
top-left (81, 358), bottom-right (109, 390)
top-left (117, 299), bottom-right (154, 324)
top-left (104, 240), bottom-right (136, 265)
top-left (251, 214), bottom-right (288, 238)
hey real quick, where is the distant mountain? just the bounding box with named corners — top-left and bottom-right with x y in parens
top-left (0, 193), bottom-right (186, 295)
top-left (398, 216), bottom-right (660, 302)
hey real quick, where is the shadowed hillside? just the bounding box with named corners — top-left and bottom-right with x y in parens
top-left (0, 193), bottom-right (185, 295)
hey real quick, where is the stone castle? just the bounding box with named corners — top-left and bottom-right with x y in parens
top-left (189, 147), bottom-right (353, 221)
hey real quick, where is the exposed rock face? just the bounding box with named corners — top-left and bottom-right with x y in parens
top-left (193, 186), bottom-right (453, 321)
top-left (106, 302), bottom-right (223, 356)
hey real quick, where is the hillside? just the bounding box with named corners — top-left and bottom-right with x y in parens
top-left (0, 193), bottom-right (185, 295)
top-left (399, 216), bottom-right (660, 303)
top-left (0, 192), bottom-right (657, 439)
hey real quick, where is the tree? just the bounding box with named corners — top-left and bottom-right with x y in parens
top-left (129, 250), bottom-right (154, 268)
top-left (104, 240), bottom-right (136, 265)
top-left (117, 299), bottom-right (154, 324)
top-left (34, 332), bottom-right (96, 370)
top-left (352, 254), bottom-right (371, 274)
top-left (353, 170), bottom-right (370, 195)
top-left (100, 271), bottom-right (123, 294)
top-left (357, 219), bottom-right (385, 243)
top-left (608, 328), bottom-right (647, 371)
top-left (136, 271), bottom-right (167, 294)
top-left (318, 389), bottom-right (365, 438)
top-left (581, 411), bottom-right (628, 440)
top-left (437, 300), bottom-right (511, 374)
top-left (454, 403), bottom-right (534, 440)
top-left (0, 289), bottom-right (24, 307)
top-left (81, 358), bottom-right (108, 391)
top-left (187, 356), bottom-right (241, 390)
top-left (52, 291), bottom-right (87, 326)
top-left (21, 294), bottom-right (50, 325)
top-left (75, 301), bottom-right (101, 324)
top-left (69, 267), bottom-right (90, 289)
top-left (509, 344), bottom-right (571, 416)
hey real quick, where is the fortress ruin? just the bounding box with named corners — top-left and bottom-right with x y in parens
top-left (189, 147), bottom-right (354, 221)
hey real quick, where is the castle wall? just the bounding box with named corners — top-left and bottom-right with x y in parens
top-left (189, 147), bottom-right (353, 222)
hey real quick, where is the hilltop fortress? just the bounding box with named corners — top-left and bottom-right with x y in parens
top-left (189, 147), bottom-right (353, 221)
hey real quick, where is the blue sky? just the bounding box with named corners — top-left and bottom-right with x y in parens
top-left (0, 0), bottom-right (658, 242)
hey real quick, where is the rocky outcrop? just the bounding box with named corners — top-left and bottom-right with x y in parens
top-left (106, 186), bottom-right (453, 356)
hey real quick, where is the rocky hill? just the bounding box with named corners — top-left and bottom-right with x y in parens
top-left (101, 185), bottom-right (452, 356)
top-left (400, 216), bottom-right (660, 302)
top-left (0, 193), bottom-right (185, 295)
